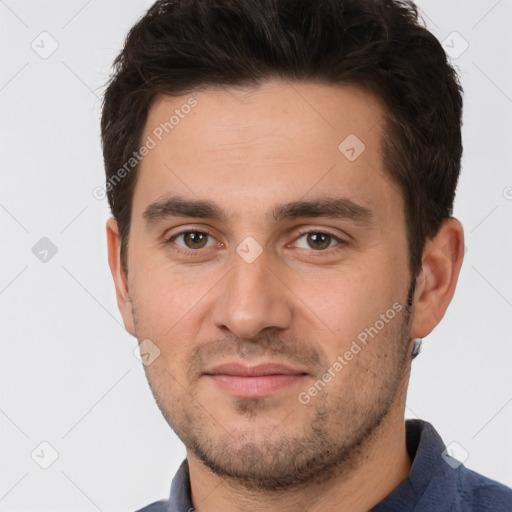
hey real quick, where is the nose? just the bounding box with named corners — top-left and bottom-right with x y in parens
top-left (211, 249), bottom-right (293, 339)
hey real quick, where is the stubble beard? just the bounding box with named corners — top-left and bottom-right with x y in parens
top-left (134, 283), bottom-right (415, 493)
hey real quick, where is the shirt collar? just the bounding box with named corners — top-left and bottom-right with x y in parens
top-left (167, 458), bottom-right (192, 511)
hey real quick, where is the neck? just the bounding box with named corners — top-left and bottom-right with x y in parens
top-left (187, 398), bottom-right (411, 512)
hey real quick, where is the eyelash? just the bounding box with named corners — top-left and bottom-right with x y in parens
top-left (165, 228), bottom-right (347, 258)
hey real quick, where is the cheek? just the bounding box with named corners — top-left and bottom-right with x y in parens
top-left (290, 260), bottom-right (404, 354)
top-left (131, 247), bottom-right (208, 315)
top-left (130, 257), bottom-right (216, 359)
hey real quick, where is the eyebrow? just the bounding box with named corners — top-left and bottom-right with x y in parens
top-left (142, 195), bottom-right (375, 228)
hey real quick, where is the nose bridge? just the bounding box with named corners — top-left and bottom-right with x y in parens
top-left (211, 247), bottom-right (293, 338)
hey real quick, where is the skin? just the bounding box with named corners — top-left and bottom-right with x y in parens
top-left (106, 80), bottom-right (464, 512)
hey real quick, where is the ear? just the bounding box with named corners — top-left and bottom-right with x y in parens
top-left (106, 217), bottom-right (136, 337)
top-left (411, 218), bottom-right (465, 338)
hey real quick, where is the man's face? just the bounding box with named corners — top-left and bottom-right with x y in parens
top-left (119, 81), bottom-right (415, 489)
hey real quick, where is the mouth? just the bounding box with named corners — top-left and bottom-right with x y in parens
top-left (204, 362), bottom-right (308, 398)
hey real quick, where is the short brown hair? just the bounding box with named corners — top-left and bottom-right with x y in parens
top-left (101, 0), bottom-right (463, 278)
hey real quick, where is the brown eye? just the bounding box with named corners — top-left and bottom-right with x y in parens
top-left (170, 231), bottom-right (215, 250)
top-left (306, 233), bottom-right (332, 250)
top-left (183, 232), bottom-right (209, 249)
top-left (293, 231), bottom-right (346, 254)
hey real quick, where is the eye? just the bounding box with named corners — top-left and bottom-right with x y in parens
top-left (294, 231), bottom-right (345, 252)
top-left (169, 231), bottom-right (218, 250)
top-left (165, 229), bottom-right (346, 258)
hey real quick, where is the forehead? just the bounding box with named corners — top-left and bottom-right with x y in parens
top-left (132, 80), bottom-right (401, 224)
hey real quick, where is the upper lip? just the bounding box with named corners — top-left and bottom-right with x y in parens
top-left (204, 362), bottom-right (308, 377)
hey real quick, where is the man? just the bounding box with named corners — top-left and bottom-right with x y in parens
top-left (101, 0), bottom-right (512, 510)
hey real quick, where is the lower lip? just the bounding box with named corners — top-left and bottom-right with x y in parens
top-left (207, 374), bottom-right (306, 397)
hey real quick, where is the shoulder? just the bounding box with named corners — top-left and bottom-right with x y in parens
top-left (133, 499), bottom-right (169, 512)
top-left (452, 465), bottom-right (512, 510)
top-left (402, 420), bottom-right (512, 511)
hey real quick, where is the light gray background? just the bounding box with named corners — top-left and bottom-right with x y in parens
top-left (1, 1), bottom-right (511, 510)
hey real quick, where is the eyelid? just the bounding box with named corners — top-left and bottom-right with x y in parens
top-left (292, 226), bottom-right (347, 243)
top-left (164, 224), bottom-right (218, 241)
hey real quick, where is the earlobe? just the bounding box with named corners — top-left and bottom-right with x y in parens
top-left (410, 218), bottom-right (465, 339)
top-left (106, 217), bottom-right (136, 336)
